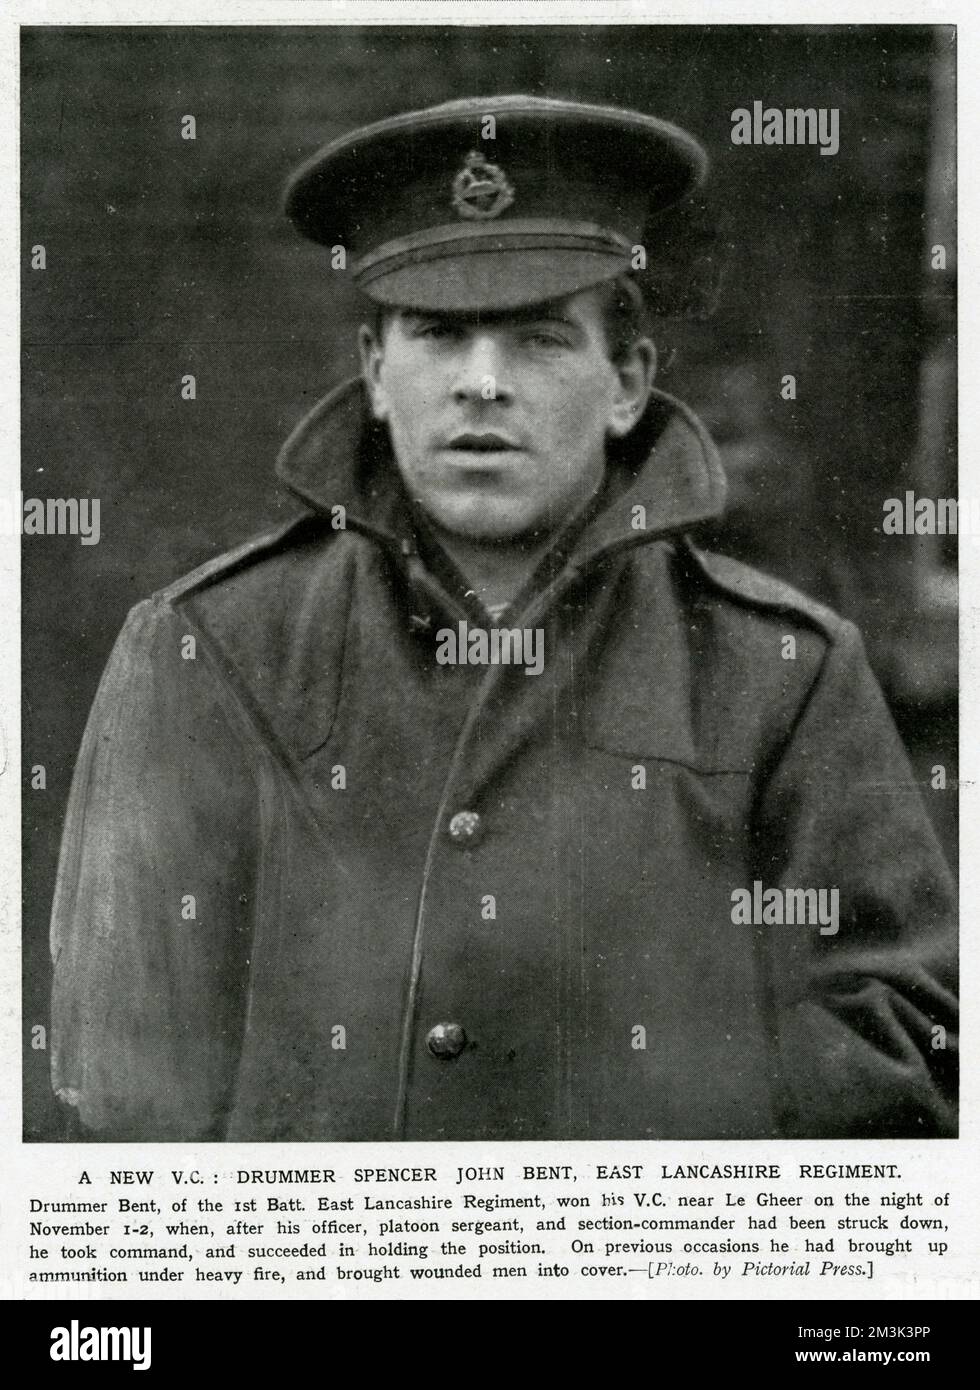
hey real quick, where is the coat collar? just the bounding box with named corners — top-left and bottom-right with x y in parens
top-left (276, 375), bottom-right (726, 569)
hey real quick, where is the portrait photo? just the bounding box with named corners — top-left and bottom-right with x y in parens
top-left (21, 22), bottom-right (957, 1143)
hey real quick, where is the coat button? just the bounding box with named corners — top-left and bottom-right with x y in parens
top-left (426, 1023), bottom-right (467, 1059)
top-left (448, 810), bottom-right (482, 845)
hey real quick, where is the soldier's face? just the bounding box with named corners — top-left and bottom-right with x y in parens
top-left (359, 287), bottom-right (655, 541)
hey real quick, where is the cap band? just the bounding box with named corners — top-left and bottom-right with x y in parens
top-left (354, 219), bottom-right (633, 285)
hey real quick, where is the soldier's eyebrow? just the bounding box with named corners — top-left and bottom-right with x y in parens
top-left (399, 310), bottom-right (465, 332)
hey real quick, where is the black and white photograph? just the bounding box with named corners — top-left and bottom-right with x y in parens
top-left (19, 23), bottom-right (958, 1155)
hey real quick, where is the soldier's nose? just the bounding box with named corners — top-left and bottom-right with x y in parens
top-left (451, 334), bottom-right (515, 404)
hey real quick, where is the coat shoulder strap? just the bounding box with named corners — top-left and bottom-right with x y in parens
top-left (157, 513), bottom-right (330, 603)
top-left (677, 537), bottom-right (844, 643)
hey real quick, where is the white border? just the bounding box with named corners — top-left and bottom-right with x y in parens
top-left (1, 1), bottom-right (976, 1304)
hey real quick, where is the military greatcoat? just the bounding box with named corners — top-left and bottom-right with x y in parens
top-left (49, 379), bottom-right (958, 1141)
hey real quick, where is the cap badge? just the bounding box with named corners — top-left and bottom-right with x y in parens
top-left (451, 150), bottom-right (515, 221)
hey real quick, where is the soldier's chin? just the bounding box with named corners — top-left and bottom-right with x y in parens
top-left (423, 497), bottom-right (546, 544)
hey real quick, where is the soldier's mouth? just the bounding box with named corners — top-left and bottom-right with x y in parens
top-left (446, 432), bottom-right (521, 452)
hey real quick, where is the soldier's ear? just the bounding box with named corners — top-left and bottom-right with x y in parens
top-left (607, 336), bottom-right (657, 440)
top-left (358, 324), bottom-right (390, 422)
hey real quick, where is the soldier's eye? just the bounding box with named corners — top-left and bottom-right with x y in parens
top-left (523, 329), bottom-right (569, 348)
top-left (412, 320), bottom-right (461, 341)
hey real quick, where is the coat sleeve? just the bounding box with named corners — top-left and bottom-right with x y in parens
top-left (49, 597), bottom-right (260, 1140)
top-left (752, 619), bottom-right (957, 1138)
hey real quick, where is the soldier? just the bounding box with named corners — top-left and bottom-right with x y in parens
top-left (49, 96), bottom-right (956, 1142)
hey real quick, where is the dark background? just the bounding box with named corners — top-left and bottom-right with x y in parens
top-left (22, 24), bottom-right (957, 1139)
